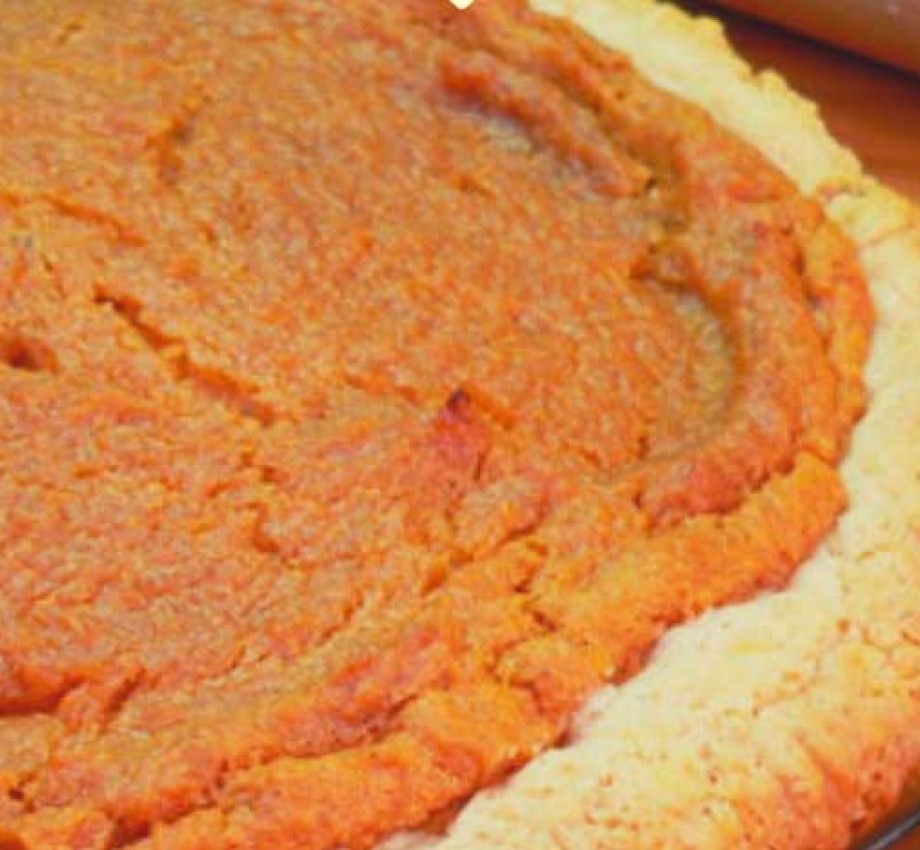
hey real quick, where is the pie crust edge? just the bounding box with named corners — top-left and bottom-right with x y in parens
top-left (383, 2), bottom-right (920, 848)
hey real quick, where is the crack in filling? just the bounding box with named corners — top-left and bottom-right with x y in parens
top-left (0, 1), bottom-right (872, 848)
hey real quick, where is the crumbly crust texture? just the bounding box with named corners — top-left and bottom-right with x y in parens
top-left (384, 2), bottom-right (920, 848)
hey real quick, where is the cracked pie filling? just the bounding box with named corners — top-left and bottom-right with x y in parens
top-left (0, 1), bottom-right (874, 849)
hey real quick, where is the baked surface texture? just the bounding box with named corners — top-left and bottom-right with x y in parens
top-left (387, 1), bottom-right (920, 849)
top-left (0, 1), bottom-right (918, 849)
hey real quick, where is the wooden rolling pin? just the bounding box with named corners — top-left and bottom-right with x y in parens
top-left (706, 0), bottom-right (920, 77)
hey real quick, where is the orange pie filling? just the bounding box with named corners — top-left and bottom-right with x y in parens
top-left (0, 2), bottom-right (872, 848)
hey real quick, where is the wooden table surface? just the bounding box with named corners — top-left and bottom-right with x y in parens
top-left (678, 2), bottom-right (920, 206)
top-left (672, 8), bottom-right (920, 850)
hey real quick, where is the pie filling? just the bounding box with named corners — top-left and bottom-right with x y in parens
top-left (0, 1), bottom-right (872, 848)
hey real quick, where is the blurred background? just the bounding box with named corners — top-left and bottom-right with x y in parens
top-left (675, 1), bottom-right (920, 205)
